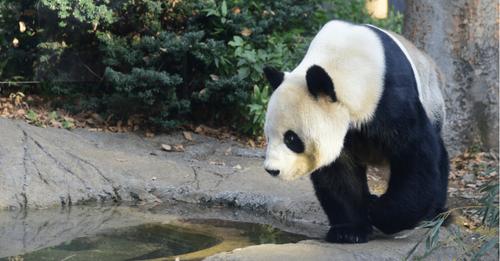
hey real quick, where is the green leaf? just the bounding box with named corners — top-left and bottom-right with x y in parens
top-left (238, 67), bottom-right (250, 80)
top-left (48, 111), bottom-right (58, 120)
top-left (62, 120), bottom-right (75, 129)
top-left (26, 110), bottom-right (38, 122)
top-left (471, 236), bottom-right (499, 261)
top-left (221, 0), bottom-right (228, 16)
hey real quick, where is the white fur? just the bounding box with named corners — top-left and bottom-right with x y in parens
top-left (264, 74), bottom-right (350, 181)
top-left (264, 21), bottom-right (385, 180)
top-left (293, 21), bottom-right (386, 125)
top-left (264, 21), bottom-right (445, 181)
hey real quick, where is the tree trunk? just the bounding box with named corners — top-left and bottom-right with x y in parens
top-left (403, 0), bottom-right (498, 155)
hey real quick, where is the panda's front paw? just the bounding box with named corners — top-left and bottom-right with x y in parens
top-left (326, 224), bottom-right (371, 244)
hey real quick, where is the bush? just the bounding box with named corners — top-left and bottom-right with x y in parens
top-left (0, 0), bottom-right (403, 135)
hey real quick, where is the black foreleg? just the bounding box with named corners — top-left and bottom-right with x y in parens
top-left (311, 156), bottom-right (372, 243)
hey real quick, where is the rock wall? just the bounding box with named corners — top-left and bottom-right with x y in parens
top-left (404, 0), bottom-right (499, 155)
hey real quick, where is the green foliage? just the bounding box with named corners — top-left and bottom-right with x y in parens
top-left (1, 0), bottom-right (403, 133)
top-left (319, 0), bottom-right (404, 33)
top-left (40, 0), bottom-right (115, 27)
top-left (25, 109), bottom-right (38, 123)
top-left (476, 181), bottom-right (499, 227)
top-left (0, 1), bottom-right (39, 83)
top-left (242, 85), bottom-right (270, 136)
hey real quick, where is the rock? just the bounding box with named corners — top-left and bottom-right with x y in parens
top-left (0, 119), bottom-right (323, 225)
top-left (462, 173), bottom-right (476, 183)
top-left (1, 119), bottom-right (494, 260)
top-left (161, 144), bottom-right (172, 151)
top-left (204, 236), bottom-right (459, 261)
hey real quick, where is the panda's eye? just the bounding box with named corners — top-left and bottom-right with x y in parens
top-left (283, 130), bottom-right (305, 153)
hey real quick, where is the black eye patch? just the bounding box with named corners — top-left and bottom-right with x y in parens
top-left (283, 130), bottom-right (305, 153)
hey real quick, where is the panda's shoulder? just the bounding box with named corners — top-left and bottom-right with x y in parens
top-left (313, 20), bottom-right (383, 50)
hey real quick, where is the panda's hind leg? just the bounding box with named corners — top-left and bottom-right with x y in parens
top-left (369, 138), bottom-right (447, 234)
top-left (310, 156), bottom-right (372, 243)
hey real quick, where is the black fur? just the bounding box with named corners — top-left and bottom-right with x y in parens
top-left (311, 152), bottom-right (372, 243)
top-left (306, 65), bottom-right (337, 102)
top-left (284, 130), bottom-right (305, 153)
top-left (263, 67), bottom-right (284, 91)
top-left (310, 25), bottom-right (449, 242)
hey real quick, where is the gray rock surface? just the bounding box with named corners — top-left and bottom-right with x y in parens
top-left (1, 119), bottom-right (496, 260)
top-left (0, 119), bottom-right (325, 225)
top-left (205, 237), bottom-right (458, 261)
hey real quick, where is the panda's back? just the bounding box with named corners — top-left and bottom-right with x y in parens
top-left (365, 25), bottom-right (446, 131)
top-left (292, 21), bottom-right (445, 132)
top-left (388, 32), bottom-right (446, 129)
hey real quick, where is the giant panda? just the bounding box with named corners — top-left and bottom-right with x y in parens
top-left (262, 20), bottom-right (449, 243)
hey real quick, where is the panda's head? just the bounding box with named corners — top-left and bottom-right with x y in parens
top-left (263, 65), bottom-right (350, 181)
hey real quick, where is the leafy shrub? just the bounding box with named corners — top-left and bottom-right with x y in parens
top-left (0, 0), bottom-right (403, 134)
top-left (243, 85), bottom-right (270, 136)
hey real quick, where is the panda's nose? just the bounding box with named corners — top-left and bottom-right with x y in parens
top-left (265, 168), bottom-right (280, 177)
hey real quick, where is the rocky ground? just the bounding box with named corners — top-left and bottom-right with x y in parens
top-left (0, 118), bottom-right (498, 260)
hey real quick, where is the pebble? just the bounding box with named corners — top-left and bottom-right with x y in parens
top-left (462, 173), bottom-right (476, 183)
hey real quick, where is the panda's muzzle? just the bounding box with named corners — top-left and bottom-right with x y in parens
top-left (265, 168), bottom-right (280, 177)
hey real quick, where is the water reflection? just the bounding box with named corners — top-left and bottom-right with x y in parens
top-left (0, 206), bottom-right (307, 261)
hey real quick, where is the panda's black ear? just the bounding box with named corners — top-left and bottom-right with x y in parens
top-left (306, 65), bottom-right (337, 102)
top-left (263, 66), bottom-right (284, 91)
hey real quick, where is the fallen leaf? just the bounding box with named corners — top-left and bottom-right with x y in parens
top-left (194, 125), bottom-right (203, 134)
top-left (91, 113), bottom-right (104, 123)
top-left (183, 131), bottom-right (193, 141)
top-left (19, 21), bottom-right (26, 33)
top-left (15, 109), bottom-right (25, 117)
top-left (241, 27), bottom-right (252, 37)
top-left (12, 38), bottom-right (19, 48)
top-left (173, 144), bottom-right (185, 152)
top-left (50, 119), bottom-right (62, 128)
top-left (232, 7), bottom-right (241, 14)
